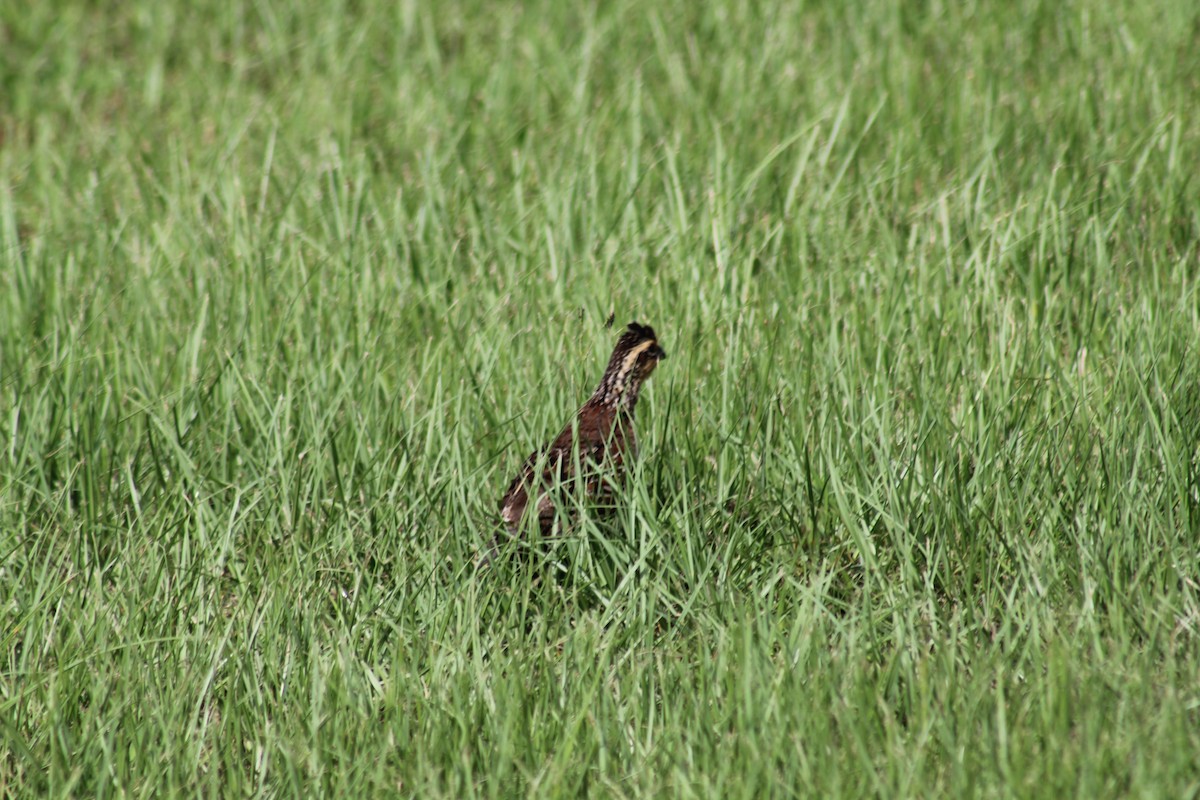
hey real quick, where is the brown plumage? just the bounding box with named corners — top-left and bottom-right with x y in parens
top-left (490, 322), bottom-right (667, 559)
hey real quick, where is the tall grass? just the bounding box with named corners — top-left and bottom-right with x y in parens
top-left (2, 0), bottom-right (1199, 796)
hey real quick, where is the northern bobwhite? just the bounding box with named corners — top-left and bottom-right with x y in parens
top-left (491, 322), bottom-right (667, 559)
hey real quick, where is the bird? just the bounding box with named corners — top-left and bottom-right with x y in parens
top-left (490, 322), bottom-right (667, 561)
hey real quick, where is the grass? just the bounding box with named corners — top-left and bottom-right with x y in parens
top-left (2, 0), bottom-right (1199, 796)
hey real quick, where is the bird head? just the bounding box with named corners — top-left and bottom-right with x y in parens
top-left (594, 321), bottom-right (667, 407)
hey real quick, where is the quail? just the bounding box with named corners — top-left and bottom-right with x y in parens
top-left (491, 322), bottom-right (667, 559)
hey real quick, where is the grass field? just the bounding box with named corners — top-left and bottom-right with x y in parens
top-left (3, 0), bottom-right (1200, 796)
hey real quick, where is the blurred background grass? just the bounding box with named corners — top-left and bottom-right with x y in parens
top-left (2, 0), bottom-right (1199, 796)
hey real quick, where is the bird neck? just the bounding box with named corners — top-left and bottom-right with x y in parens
top-left (590, 373), bottom-right (644, 414)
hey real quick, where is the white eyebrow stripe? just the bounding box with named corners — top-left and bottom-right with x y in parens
top-left (618, 340), bottom-right (655, 376)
